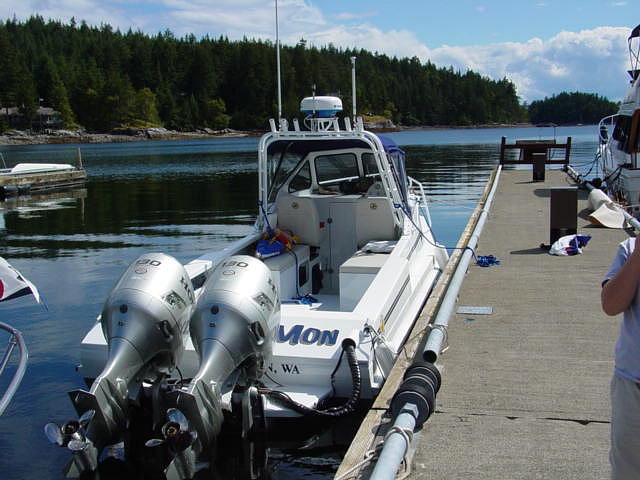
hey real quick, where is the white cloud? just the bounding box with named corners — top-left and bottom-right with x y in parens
top-left (334, 11), bottom-right (378, 21)
top-left (158, 0), bottom-right (327, 38)
top-left (5, 0), bottom-right (130, 29)
top-left (305, 23), bottom-right (431, 59)
top-left (425, 27), bottom-right (631, 101)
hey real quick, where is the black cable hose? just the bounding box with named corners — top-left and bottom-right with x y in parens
top-left (262, 340), bottom-right (361, 417)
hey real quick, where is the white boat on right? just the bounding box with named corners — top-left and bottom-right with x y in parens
top-left (597, 24), bottom-right (640, 214)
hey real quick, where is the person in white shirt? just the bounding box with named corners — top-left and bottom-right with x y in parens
top-left (602, 237), bottom-right (640, 480)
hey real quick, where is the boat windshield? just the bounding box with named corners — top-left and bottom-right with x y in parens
top-left (266, 138), bottom-right (371, 202)
top-left (315, 153), bottom-right (359, 184)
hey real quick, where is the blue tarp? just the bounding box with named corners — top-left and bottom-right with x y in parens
top-left (378, 135), bottom-right (409, 207)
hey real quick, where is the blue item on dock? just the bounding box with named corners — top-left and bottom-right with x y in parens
top-left (477, 255), bottom-right (501, 267)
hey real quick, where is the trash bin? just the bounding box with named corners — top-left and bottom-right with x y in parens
top-left (550, 186), bottom-right (577, 244)
top-left (532, 153), bottom-right (546, 181)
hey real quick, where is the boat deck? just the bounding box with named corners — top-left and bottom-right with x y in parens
top-left (336, 169), bottom-right (627, 479)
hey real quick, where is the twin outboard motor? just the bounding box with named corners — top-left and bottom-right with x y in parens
top-left (46, 254), bottom-right (280, 480)
top-left (46, 253), bottom-right (195, 477)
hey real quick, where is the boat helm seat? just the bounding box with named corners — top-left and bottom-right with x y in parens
top-left (356, 197), bottom-right (397, 248)
top-left (276, 194), bottom-right (325, 246)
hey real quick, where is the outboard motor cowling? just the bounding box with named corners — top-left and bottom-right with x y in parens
top-left (100, 253), bottom-right (194, 374)
top-left (190, 255), bottom-right (279, 385)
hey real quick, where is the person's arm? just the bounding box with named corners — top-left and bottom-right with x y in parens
top-left (602, 238), bottom-right (640, 315)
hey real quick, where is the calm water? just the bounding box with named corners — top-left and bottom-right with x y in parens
top-left (0, 125), bottom-right (597, 479)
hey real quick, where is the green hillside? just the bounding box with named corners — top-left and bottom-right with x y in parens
top-left (0, 16), bottom-right (530, 132)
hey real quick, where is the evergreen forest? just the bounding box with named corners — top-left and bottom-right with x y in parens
top-left (527, 92), bottom-right (619, 125)
top-left (0, 16), bottom-right (529, 132)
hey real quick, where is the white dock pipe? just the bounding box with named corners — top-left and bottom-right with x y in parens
top-left (368, 404), bottom-right (418, 480)
top-left (422, 166), bottom-right (502, 362)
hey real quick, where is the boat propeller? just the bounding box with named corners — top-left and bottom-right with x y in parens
top-left (44, 410), bottom-right (100, 476)
top-left (146, 408), bottom-right (197, 450)
top-left (145, 408), bottom-right (201, 480)
top-left (45, 410), bottom-right (94, 447)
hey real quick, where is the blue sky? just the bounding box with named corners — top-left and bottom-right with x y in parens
top-left (1, 0), bottom-right (638, 102)
top-left (316, 0), bottom-right (635, 45)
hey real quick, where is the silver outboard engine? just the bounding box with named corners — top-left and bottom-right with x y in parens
top-left (46, 253), bottom-right (195, 477)
top-left (161, 255), bottom-right (279, 478)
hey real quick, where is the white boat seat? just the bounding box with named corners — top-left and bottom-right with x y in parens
top-left (340, 251), bottom-right (389, 275)
top-left (339, 251), bottom-right (390, 311)
top-left (276, 194), bottom-right (325, 246)
top-left (356, 197), bottom-right (397, 248)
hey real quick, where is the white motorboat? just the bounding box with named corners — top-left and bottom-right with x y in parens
top-left (0, 163), bottom-right (76, 175)
top-left (597, 24), bottom-right (640, 213)
top-left (46, 96), bottom-right (447, 478)
top-left (0, 161), bottom-right (86, 198)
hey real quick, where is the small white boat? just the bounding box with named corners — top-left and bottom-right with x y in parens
top-left (47, 96), bottom-right (447, 477)
top-left (0, 163), bottom-right (76, 175)
top-left (0, 161), bottom-right (86, 198)
top-left (597, 24), bottom-right (640, 212)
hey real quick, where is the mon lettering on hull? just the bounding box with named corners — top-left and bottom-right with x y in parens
top-left (277, 325), bottom-right (340, 346)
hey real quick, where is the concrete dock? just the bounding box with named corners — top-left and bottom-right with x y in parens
top-left (336, 169), bottom-right (629, 479)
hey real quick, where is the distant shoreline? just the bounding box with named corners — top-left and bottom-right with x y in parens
top-left (0, 127), bottom-right (255, 146)
top-left (0, 122), bottom-right (584, 147)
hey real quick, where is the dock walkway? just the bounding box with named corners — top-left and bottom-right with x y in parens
top-left (410, 169), bottom-right (625, 479)
top-left (337, 169), bottom-right (629, 479)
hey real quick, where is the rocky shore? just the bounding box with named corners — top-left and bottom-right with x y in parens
top-left (0, 127), bottom-right (253, 146)
top-left (0, 122), bottom-right (539, 146)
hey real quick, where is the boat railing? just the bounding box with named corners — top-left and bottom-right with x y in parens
top-left (0, 322), bottom-right (28, 416)
top-left (598, 114), bottom-right (617, 143)
top-left (408, 176), bottom-right (432, 227)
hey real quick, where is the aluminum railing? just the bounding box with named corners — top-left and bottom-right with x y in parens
top-left (408, 176), bottom-right (432, 227)
top-left (0, 322), bottom-right (28, 416)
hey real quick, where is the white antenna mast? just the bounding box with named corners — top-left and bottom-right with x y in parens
top-left (351, 56), bottom-right (357, 119)
top-left (275, 0), bottom-right (283, 120)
